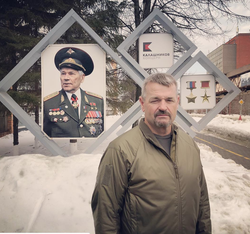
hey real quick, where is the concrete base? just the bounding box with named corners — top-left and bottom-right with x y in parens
top-left (70, 139), bottom-right (78, 154)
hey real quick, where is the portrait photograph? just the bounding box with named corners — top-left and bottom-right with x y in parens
top-left (41, 44), bottom-right (106, 139)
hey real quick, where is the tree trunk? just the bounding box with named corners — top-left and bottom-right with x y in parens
top-left (133, 0), bottom-right (141, 27)
top-left (35, 79), bottom-right (39, 125)
top-left (143, 0), bottom-right (151, 20)
top-left (12, 83), bottom-right (19, 146)
top-left (132, 0), bottom-right (150, 127)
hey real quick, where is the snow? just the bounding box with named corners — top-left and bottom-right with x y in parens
top-left (0, 115), bottom-right (250, 233)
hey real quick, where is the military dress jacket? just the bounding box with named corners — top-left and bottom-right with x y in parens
top-left (43, 89), bottom-right (104, 138)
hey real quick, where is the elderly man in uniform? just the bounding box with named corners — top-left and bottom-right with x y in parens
top-left (43, 47), bottom-right (104, 138)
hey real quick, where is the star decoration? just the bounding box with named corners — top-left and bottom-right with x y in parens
top-left (201, 90), bottom-right (210, 103)
top-left (186, 92), bottom-right (197, 103)
top-left (187, 96), bottom-right (197, 103)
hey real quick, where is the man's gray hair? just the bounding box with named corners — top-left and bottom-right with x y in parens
top-left (60, 69), bottom-right (84, 76)
top-left (78, 70), bottom-right (84, 76)
top-left (141, 73), bottom-right (178, 99)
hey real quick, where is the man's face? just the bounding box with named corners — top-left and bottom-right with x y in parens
top-left (139, 82), bottom-right (179, 135)
top-left (60, 68), bottom-right (84, 93)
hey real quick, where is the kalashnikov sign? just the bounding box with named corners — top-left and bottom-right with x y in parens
top-left (139, 33), bottom-right (173, 69)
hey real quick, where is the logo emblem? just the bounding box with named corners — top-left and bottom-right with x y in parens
top-left (143, 42), bottom-right (152, 52)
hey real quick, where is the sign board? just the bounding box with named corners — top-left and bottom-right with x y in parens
top-left (139, 33), bottom-right (173, 69)
top-left (239, 99), bottom-right (244, 105)
top-left (180, 74), bottom-right (216, 110)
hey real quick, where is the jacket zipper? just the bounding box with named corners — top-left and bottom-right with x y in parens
top-left (173, 162), bottom-right (182, 234)
top-left (148, 138), bottom-right (183, 233)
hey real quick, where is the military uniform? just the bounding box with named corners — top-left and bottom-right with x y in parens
top-left (43, 89), bottom-right (104, 138)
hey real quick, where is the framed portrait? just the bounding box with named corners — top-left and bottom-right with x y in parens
top-left (41, 44), bottom-right (106, 139)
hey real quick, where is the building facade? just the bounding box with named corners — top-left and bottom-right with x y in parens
top-left (207, 33), bottom-right (250, 115)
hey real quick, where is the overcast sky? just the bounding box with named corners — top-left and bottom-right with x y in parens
top-left (184, 1), bottom-right (250, 74)
top-left (194, 2), bottom-right (250, 56)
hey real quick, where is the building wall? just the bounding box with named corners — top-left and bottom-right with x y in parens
top-left (207, 45), bottom-right (223, 72)
top-left (217, 90), bottom-right (250, 115)
top-left (207, 44), bottom-right (236, 74)
top-left (208, 33), bottom-right (250, 116)
top-left (226, 33), bottom-right (250, 69)
top-left (223, 44), bottom-right (236, 73)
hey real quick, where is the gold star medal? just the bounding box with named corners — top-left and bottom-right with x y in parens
top-left (72, 102), bottom-right (79, 109)
top-left (186, 81), bottom-right (197, 103)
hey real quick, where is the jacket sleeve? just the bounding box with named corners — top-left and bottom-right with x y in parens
top-left (43, 102), bottom-right (51, 137)
top-left (91, 146), bottom-right (128, 234)
top-left (196, 168), bottom-right (212, 234)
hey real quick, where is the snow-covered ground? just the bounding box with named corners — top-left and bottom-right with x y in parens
top-left (193, 114), bottom-right (250, 145)
top-left (0, 115), bottom-right (250, 233)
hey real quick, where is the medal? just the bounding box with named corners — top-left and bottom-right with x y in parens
top-left (63, 116), bottom-right (69, 122)
top-left (89, 126), bottom-right (96, 135)
top-left (72, 102), bottom-right (79, 109)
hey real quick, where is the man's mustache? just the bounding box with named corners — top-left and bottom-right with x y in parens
top-left (154, 110), bottom-right (171, 118)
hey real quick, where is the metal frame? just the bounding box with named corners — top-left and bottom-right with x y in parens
top-left (174, 52), bottom-right (241, 131)
top-left (0, 9), bottom-right (241, 155)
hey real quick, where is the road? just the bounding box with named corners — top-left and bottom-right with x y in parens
top-left (195, 132), bottom-right (250, 170)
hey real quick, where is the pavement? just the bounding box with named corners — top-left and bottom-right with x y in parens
top-left (195, 127), bottom-right (250, 170)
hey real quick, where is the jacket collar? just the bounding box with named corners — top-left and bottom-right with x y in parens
top-left (139, 118), bottom-right (178, 155)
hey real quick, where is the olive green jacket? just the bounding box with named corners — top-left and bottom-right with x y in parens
top-left (91, 119), bottom-right (211, 234)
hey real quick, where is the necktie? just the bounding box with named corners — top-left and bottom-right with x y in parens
top-left (71, 94), bottom-right (79, 118)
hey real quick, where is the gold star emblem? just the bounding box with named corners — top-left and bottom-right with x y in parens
top-left (186, 92), bottom-right (197, 103)
top-left (201, 90), bottom-right (210, 103)
top-left (187, 96), bottom-right (197, 103)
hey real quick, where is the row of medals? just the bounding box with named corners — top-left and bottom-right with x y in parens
top-left (85, 111), bottom-right (103, 125)
top-left (48, 108), bottom-right (102, 125)
top-left (49, 109), bottom-right (65, 116)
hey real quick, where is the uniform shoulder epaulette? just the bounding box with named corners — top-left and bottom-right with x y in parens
top-left (43, 91), bottom-right (60, 101)
top-left (85, 91), bottom-right (103, 99)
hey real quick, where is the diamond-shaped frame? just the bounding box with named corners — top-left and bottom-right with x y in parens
top-left (117, 8), bottom-right (240, 134)
top-left (116, 8), bottom-right (200, 136)
top-left (174, 51), bottom-right (241, 131)
top-left (0, 9), bottom-right (241, 155)
top-left (117, 8), bottom-right (197, 78)
top-left (0, 9), bottom-right (161, 155)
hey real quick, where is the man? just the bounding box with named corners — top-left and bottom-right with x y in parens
top-left (43, 47), bottom-right (104, 138)
top-left (91, 73), bottom-right (211, 234)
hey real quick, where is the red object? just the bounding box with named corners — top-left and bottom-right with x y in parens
top-left (239, 115), bottom-right (242, 120)
top-left (201, 81), bottom-right (209, 88)
top-left (226, 33), bottom-right (250, 69)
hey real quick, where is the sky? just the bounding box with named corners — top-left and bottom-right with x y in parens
top-left (193, 1), bottom-right (250, 56)
top-left (0, 114), bottom-right (250, 233)
top-left (184, 1), bottom-right (250, 74)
